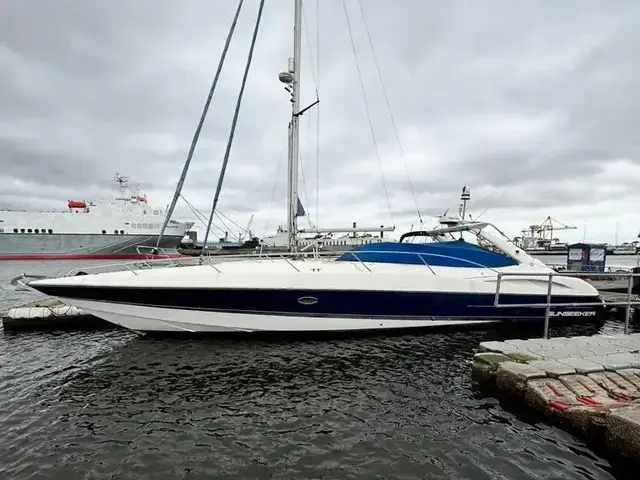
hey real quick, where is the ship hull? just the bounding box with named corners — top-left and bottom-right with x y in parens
top-left (0, 233), bottom-right (186, 260)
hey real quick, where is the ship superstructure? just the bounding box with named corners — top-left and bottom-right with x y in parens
top-left (0, 174), bottom-right (194, 260)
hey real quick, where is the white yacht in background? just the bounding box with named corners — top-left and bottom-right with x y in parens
top-left (261, 223), bottom-right (394, 252)
top-left (0, 174), bottom-right (195, 260)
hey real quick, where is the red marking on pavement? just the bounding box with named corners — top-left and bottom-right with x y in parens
top-left (549, 401), bottom-right (568, 411)
top-left (547, 383), bottom-right (565, 397)
top-left (577, 380), bottom-right (596, 393)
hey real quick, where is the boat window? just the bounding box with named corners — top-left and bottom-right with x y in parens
top-left (48, 229), bottom-right (53, 234)
top-left (120, 230), bottom-right (124, 234)
top-left (27, 229), bottom-right (32, 233)
top-left (34, 229), bottom-right (39, 233)
top-left (20, 228), bottom-right (25, 233)
top-left (114, 229), bottom-right (119, 234)
top-left (0, 228), bottom-right (3, 233)
top-left (102, 230), bottom-right (107, 234)
top-left (13, 228), bottom-right (18, 233)
top-left (143, 223), bottom-right (149, 229)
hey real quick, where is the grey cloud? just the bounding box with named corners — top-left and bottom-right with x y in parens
top-left (1, 0), bottom-right (639, 238)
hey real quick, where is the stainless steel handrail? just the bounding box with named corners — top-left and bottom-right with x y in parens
top-left (494, 270), bottom-right (640, 338)
top-left (55, 248), bottom-right (512, 278)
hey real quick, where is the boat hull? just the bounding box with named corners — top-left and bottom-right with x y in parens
top-left (57, 298), bottom-right (501, 332)
top-left (28, 257), bottom-right (604, 333)
top-left (0, 233), bottom-right (186, 260)
top-left (37, 285), bottom-right (603, 333)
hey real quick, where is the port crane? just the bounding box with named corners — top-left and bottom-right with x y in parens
top-left (531, 217), bottom-right (577, 242)
top-left (513, 217), bottom-right (577, 249)
top-left (237, 214), bottom-right (255, 243)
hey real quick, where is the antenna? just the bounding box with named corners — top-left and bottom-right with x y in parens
top-left (113, 173), bottom-right (130, 197)
top-left (459, 185), bottom-right (471, 220)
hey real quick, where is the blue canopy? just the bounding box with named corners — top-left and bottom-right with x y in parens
top-left (336, 240), bottom-right (518, 268)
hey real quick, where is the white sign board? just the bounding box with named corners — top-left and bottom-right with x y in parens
top-left (590, 248), bottom-right (605, 262)
top-left (568, 249), bottom-right (583, 261)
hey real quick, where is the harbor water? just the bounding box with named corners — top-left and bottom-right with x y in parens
top-left (1, 257), bottom-right (639, 479)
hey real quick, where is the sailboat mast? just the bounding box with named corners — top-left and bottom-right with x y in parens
top-left (288, 0), bottom-right (303, 250)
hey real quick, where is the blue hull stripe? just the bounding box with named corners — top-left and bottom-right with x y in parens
top-left (34, 285), bottom-right (603, 321)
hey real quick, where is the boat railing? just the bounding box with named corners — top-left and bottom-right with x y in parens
top-left (493, 270), bottom-right (640, 339)
top-left (56, 255), bottom-right (204, 278)
top-left (52, 250), bottom-right (322, 277)
top-left (51, 248), bottom-right (511, 278)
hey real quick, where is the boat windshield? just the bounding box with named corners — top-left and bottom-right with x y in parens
top-left (398, 221), bottom-right (545, 267)
top-left (336, 220), bottom-right (547, 268)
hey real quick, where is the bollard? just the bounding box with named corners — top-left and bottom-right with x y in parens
top-left (625, 273), bottom-right (633, 335)
top-left (543, 272), bottom-right (553, 339)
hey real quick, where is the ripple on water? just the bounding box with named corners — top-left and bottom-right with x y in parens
top-left (0, 325), bottom-right (630, 479)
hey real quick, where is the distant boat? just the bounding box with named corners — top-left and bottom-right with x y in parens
top-left (0, 174), bottom-right (195, 260)
top-left (260, 223), bottom-right (394, 252)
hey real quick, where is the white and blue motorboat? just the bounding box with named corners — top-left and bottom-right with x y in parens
top-left (28, 219), bottom-right (602, 333)
top-left (26, 0), bottom-right (603, 333)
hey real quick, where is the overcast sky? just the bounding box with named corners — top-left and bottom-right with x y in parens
top-left (1, 0), bottom-right (639, 244)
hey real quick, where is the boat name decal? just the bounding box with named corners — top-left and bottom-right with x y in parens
top-left (548, 310), bottom-right (597, 317)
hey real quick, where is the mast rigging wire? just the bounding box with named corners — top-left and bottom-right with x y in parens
top-left (180, 194), bottom-right (235, 241)
top-left (182, 195), bottom-right (250, 243)
top-left (315, 0), bottom-right (320, 231)
top-left (356, 0), bottom-right (423, 225)
top-left (201, 0), bottom-right (266, 253)
top-left (156, 0), bottom-right (245, 247)
top-left (340, 0), bottom-right (394, 226)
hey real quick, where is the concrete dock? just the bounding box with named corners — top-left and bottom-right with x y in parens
top-left (472, 333), bottom-right (640, 465)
